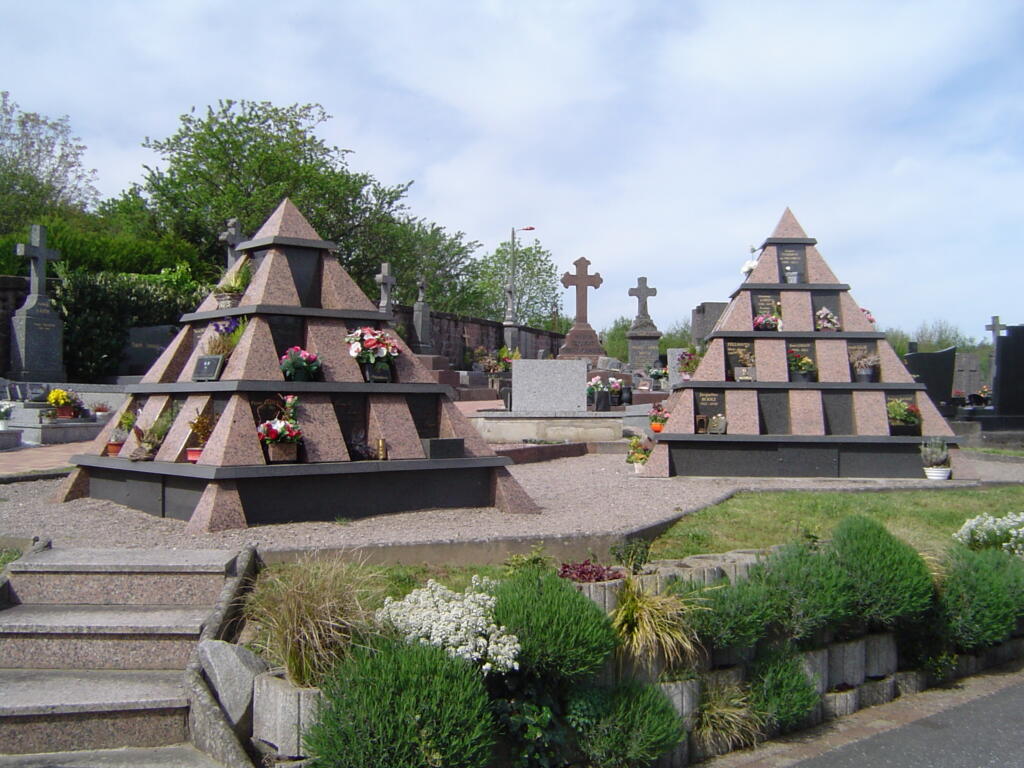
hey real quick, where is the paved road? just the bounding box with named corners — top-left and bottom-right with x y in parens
top-left (794, 682), bottom-right (1024, 768)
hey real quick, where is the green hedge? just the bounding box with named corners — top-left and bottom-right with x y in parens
top-left (940, 547), bottom-right (1024, 653)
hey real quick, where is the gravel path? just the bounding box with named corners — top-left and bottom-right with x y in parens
top-left (1, 453), bottom-right (1019, 554)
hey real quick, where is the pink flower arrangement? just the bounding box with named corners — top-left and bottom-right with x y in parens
top-left (257, 394), bottom-right (302, 444)
top-left (344, 326), bottom-right (401, 365)
top-left (279, 346), bottom-right (321, 378)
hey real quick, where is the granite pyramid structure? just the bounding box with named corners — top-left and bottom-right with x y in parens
top-left (58, 199), bottom-right (539, 530)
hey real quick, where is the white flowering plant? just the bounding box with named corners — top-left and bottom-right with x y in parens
top-left (953, 512), bottom-right (1024, 554)
top-left (376, 576), bottom-right (520, 675)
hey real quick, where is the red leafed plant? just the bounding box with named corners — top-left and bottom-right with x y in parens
top-left (558, 559), bottom-right (624, 583)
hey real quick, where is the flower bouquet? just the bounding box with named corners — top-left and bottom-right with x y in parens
top-left (675, 349), bottom-right (701, 380)
top-left (787, 349), bottom-right (816, 382)
top-left (753, 313), bottom-right (782, 331)
top-left (47, 388), bottom-right (81, 418)
top-left (814, 307), bottom-right (841, 331)
top-left (887, 398), bottom-right (922, 436)
top-left (258, 395), bottom-right (302, 462)
top-left (344, 327), bottom-right (401, 382)
top-left (648, 403), bottom-right (670, 432)
top-left (279, 346), bottom-right (322, 382)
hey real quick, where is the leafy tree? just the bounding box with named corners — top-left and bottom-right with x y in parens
top-left (466, 237), bottom-right (561, 327)
top-left (600, 316), bottom-right (632, 361)
top-left (0, 91), bottom-right (99, 233)
top-left (659, 320), bottom-right (693, 354)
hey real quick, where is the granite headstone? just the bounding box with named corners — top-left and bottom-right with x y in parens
top-left (511, 359), bottom-right (587, 413)
top-left (994, 325), bottom-right (1024, 415)
top-left (9, 225), bottom-right (65, 381)
top-left (904, 346), bottom-right (955, 410)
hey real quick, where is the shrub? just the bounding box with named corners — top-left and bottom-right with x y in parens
top-left (492, 567), bottom-right (616, 686)
top-left (688, 577), bottom-right (775, 653)
top-left (830, 515), bottom-right (933, 629)
top-left (747, 647), bottom-right (820, 734)
top-left (613, 577), bottom-right (705, 674)
top-left (503, 544), bottom-right (554, 575)
top-left (305, 638), bottom-right (495, 768)
top-left (693, 680), bottom-right (765, 754)
top-left (609, 540), bottom-right (651, 575)
top-left (244, 555), bottom-right (381, 687)
top-left (558, 560), bottom-right (622, 583)
top-left (940, 548), bottom-right (1022, 653)
top-left (567, 682), bottom-right (685, 768)
top-left (754, 542), bottom-right (855, 646)
top-left (953, 512), bottom-right (1024, 552)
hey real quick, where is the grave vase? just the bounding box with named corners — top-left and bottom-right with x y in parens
top-left (267, 442), bottom-right (299, 464)
top-left (587, 390), bottom-right (595, 406)
top-left (790, 370), bottom-right (815, 383)
top-left (621, 386), bottom-right (633, 404)
top-left (610, 390), bottom-right (622, 406)
top-left (286, 369), bottom-right (312, 382)
top-left (594, 391), bottom-right (611, 411)
top-left (889, 423), bottom-right (921, 437)
top-left (854, 369), bottom-right (875, 383)
top-left (186, 447), bottom-right (203, 463)
top-left (361, 361), bottom-right (393, 383)
top-left (652, 378), bottom-right (664, 391)
top-left (105, 441), bottom-right (124, 456)
top-left (924, 466), bottom-right (952, 480)
top-left (55, 405), bottom-right (76, 419)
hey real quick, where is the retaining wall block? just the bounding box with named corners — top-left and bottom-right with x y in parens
top-left (822, 687), bottom-right (860, 721)
top-left (859, 675), bottom-right (896, 708)
top-left (895, 670), bottom-right (928, 696)
top-left (800, 647), bottom-right (829, 695)
top-left (864, 633), bottom-right (898, 678)
top-left (827, 638), bottom-right (866, 688)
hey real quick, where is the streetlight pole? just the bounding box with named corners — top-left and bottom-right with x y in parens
top-left (506, 225), bottom-right (535, 324)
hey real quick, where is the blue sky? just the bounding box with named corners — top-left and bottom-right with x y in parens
top-left (5, 0), bottom-right (1023, 340)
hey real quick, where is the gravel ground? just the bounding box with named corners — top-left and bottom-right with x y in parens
top-left (1, 453), bottom-right (1019, 554)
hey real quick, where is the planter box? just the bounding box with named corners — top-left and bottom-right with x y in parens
top-left (859, 675), bottom-right (896, 708)
top-left (895, 669), bottom-right (928, 696)
top-left (864, 633), bottom-right (897, 678)
top-left (828, 638), bottom-right (866, 689)
top-left (252, 672), bottom-right (323, 759)
top-left (573, 578), bottom-right (624, 614)
top-left (822, 688), bottom-right (860, 721)
top-left (800, 647), bottom-right (829, 695)
top-left (660, 679), bottom-right (701, 732)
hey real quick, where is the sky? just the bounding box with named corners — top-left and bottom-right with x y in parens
top-left (5, 0), bottom-right (1023, 341)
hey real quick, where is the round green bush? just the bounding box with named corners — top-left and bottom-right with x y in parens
top-left (567, 682), bottom-right (685, 768)
top-left (747, 647), bottom-right (820, 733)
top-left (689, 577), bottom-right (776, 652)
top-left (830, 515), bottom-right (933, 629)
top-left (940, 547), bottom-right (1021, 653)
top-left (304, 638), bottom-right (495, 768)
top-left (492, 567), bottom-right (617, 685)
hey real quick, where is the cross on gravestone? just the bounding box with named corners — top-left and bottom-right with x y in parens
top-left (375, 263), bottom-right (396, 315)
top-left (219, 218), bottom-right (245, 269)
top-left (416, 275), bottom-right (428, 304)
top-left (560, 257), bottom-right (603, 325)
top-left (629, 276), bottom-right (656, 319)
top-left (16, 225), bottom-right (60, 298)
top-left (986, 316), bottom-right (1006, 347)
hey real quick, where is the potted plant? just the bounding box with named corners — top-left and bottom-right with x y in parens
top-left (648, 403), bottom-right (670, 433)
top-left (279, 346), bottom-right (322, 382)
top-left (258, 395), bottom-right (302, 463)
top-left (345, 327), bottom-right (401, 382)
top-left (849, 350), bottom-right (881, 383)
top-left (676, 348), bottom-right (701, 381)
top-left (814, 307), bottom-right (841, 331)
top-left (0, 404), bottom-right (11, 430)
top-left (886, 399), bottom-right (922, 436)
top-left (920, 437), bottom-right (951, 480)
top-left (733, 348), bottom-right (757, 382)
top-left (212, 262), bottom-right (251, 308)
top-left (132, 405), bottom-right (179, 461)
top-left (46, 388), bottom-right (81, 419)
top-left (608, 376), bottom-right (624, 406)
top-left (187, 410), bottom-right (216, 463)
top-left (787, 349), bottom-right (817, 383)
top-left (753, 302), bottom-right (783, 332)
top-left (647, 366), bottom-right (669, 391)
top-left (589, 376), bottom-right (610, 411)
top-left (106, 410), bottom-right (137, 456)
top-left (204, 316), bottom-right (248, 361)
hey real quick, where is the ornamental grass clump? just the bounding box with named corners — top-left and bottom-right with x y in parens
top-left (939, 547), bottom-right (1023, 653)
top-left (612, 577), bottom-right (705, 675)
top-left (687, 577), bottom-right (776, 654)
top-left (693, 680), bottom-right (765, 755)
top-left (754, 542), bottom-right (855, 647)
top-left (244, 554), bottom-right (382, 687)
top-left (566, 682), bottom-right (685, 768)
top-left (376, 576), bottom-right (520, 675)
top-left (830, 515), bottom-right (933, 629)
top-left (305, 637), bottom-right (495, 768)
top-left (491, 567), bottom-right (616, 686)
top-left (747, 646), bottom-right (820, 734)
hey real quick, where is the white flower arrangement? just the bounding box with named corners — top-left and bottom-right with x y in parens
top-left (741, 259), bottom-right (758, 276)
top-left (376, 576), bottom-right (520, 675)
top-left (953, 512), bottom-right (1024, 554)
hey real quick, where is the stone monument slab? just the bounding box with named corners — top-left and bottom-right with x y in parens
top-left (558, 257), bottom-right (605, 362)
top-left (511, 359), bottom-right (587, 413)
top-left (9, 225), bottom-right (64, 381)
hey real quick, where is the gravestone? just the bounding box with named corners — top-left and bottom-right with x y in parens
top-left (118, 325), bottom-right (179, 376)
top-left (557, 257), bottom-right (606, 362)
top-left (511, 359), bottom-right (587, 413)
top-left (219, 218), bottom-right (246, 269)
top-left (904, 346), bottom-right (956, 411)
top-left (994, 325), bottom-right (1024, 415)
top-left (9, 225), bottom-right (65, 382)
top-left (953, 352), bottom-right (982, 398)
top-left (692, 302), bottom-right (727, 345)
top-left (412, 275), bottom-right (434, 354)
top-left (626, 276), bottom-right (663, 371)
top-left (667, 348), bottom-right (689, 389)
top-left (375, 262), bottom-right (396, 316)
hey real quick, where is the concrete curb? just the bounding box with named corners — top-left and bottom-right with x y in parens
top-left (0, 469), bottom-right (72, 485)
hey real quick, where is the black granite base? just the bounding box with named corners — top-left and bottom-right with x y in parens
top-left (955, 410), bottom-right (1024, 431)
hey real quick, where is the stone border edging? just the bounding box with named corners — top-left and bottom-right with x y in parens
top-left (0, 469), bottom-right (72, 485)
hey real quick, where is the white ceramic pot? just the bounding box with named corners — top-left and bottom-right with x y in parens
top-left (924, 466), bottom-right (952, 480)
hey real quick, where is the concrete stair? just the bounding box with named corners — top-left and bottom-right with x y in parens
top-left (0, 548), bottom-right (237, 763)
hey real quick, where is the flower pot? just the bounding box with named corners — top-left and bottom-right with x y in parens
top-left (361, 360), bottom-right (393, 383)
top-left (213, 291), bottom-right (242, 309)
top-left (889, 423), bottom-right (921, 436)
top-left (854, 370), bottom-right (875, 383)
top-left (924, 466), bottom-right (952, 480)
top-left (105, 441), bottom-right (124, 457)
top-left (594, 390), bottom-right (611, 411)
top-left (610, 390), bottom-right (622, 406)
top-left (286, 368), bottom-right (311, 382)
top-left (55, 405), bottom-right (76, 419)
top-left (650, 422), bottom-right (664, 433)
top-left (266, 442), bottom-right (299, 463)
top-left (790, 371), bottom-right (815, 383)
top-left (621, 386), bottom-right (633, 405)
top-left (633, 461), bottom-right (644, 473)
top-left (186, 447), bottom-right (203, 463)
top-left (651, 378), bottom-right (663, 391)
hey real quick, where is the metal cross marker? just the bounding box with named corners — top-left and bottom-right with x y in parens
top-left (560, 257), bottom-right (603, 325)
top-left (375, 262), bottom-right (397, 314)
top-left (15, 225), bottom-right (60, 297)
top-left (628, 276), bottom-right (657, 319)
top-left (219, 218), bottom-right (245, 269)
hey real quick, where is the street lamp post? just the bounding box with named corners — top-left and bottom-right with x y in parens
top-left (505, 225), bottom-right (535, 324)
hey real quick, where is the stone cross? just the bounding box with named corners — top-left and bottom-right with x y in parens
top-left (503, 279), bottom-right (516, 324)
top-left (560, 257), bottom-right (603, 325)
top-left (416, 275), bottom-right (427, 304)
top-left (986, 316), bottom-right (1006, 347)
top-left (628, 276), bottom-right (656, 319)
top-left (218, 218), bottom-right (245, 269)
top-left (16, 225), bottom-right (60, 297)
top-left (375, 262), bottom-right (396, 314)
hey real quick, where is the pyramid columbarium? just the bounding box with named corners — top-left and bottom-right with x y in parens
top-left (639, 209), bottom-right (967, 479)
top-left (56, 199), bottom-right (539, 531)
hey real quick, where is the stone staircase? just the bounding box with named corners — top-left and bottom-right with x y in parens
top-left (0, 548), bottom-right (237, 766)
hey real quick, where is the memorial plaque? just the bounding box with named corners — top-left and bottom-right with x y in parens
top-left (725, 341), bottom-right (756, 369)
top-left (787, 341), bottom-right (814, 360)
top-left (777, 244), bottom-right (806, 282)
top-left (695, 389), bottom-right (725, 416)
top-left (886, 392), bottom-right (916, 408)
top-left (192, 355), bottom-right (225, 382)
top-left (845, 340), bottom-right (876, 361)
top-left (751, 291), bottom-right (781, 318)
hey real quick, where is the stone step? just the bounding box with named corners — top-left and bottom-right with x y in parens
top-left (0, 744), bottom-right (225, 767)
top-left (0, 668), bottom-right (188, 755)
top-left (6, 549), bottom-right (235, 607)
top-left (454, 387), bottom-right (500, 401)
top-left (0, 604), bottom-right (206, 669)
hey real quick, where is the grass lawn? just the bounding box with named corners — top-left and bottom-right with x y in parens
top-left (0, 549), bottom-right (20, 570)
top-left (379, 563), bottom-right (507, 601)
top-left (651, 485), bottom-right (1024, 560)
top-left (963, 447), bottom-right (1024, 459)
